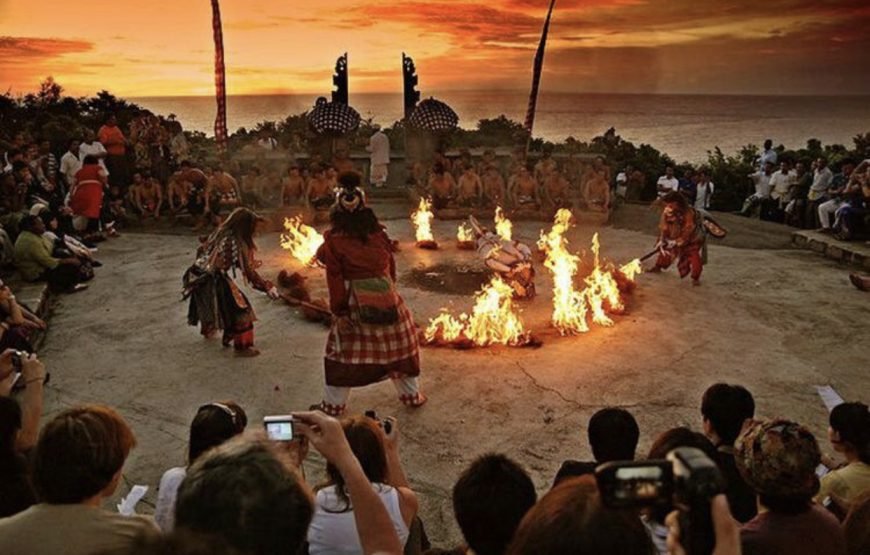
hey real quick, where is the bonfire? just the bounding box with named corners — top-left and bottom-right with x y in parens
top-left (280, 217), bottom-right (325, 266)
top-left (412, 198), bottom-right (438, 249)
top-left (538, 209), bottom-right (642, 334)
top-left (423, 277), bottom-right (534, 348)
top-left (494, 206), bottom-right (513, 241)
top-left (457, 222), bottom-right (475, 250)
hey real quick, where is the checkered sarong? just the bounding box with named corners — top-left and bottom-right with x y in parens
top-left (324, 288), bottom-right (420, 388)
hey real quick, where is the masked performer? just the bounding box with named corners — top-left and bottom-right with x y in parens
top-left (183, 208), bottom-right (279, 356)
top-left (314, 172), bottom-right (426, 416)
top-left (469, 216), bottom-right (536, 299)
top-left (652, 191), bottom-right (707, 285)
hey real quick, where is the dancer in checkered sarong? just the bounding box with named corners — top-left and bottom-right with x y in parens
top-left (314, 172), bottom-right (426, 416)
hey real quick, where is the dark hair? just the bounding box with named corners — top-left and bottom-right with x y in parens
top-left (119, 529), bottom-right (245, 555)
top-left (11, 160), bottom-right (28, 174)
top-left (82, 154), bottom-right (98, 166)
top-left (0, 397), bottom-right (22, 454)
top-left (764, 139), bottom-right (773, 148)
top-left (188, 402), bottom-right (248, 464)
top-left (759, 492), bottom-right (812, 515)
top-left (6, 148), bottom-right (21, 159)
top-left (67, 138), bottom-right (79, 149)
top-left (180, 160), bottom-right (192, 168)
top-left (646, 427), bottom-right (718, 523)
top-left (588, 408), bottom-right (639, 462)
top-left (18, 215), bottom-right (41, 233)
top-left (176, 437), bottom-right (314, 555)
top-left (337, 171), bottom-right (361, 190)
top-left (507, 476), bottom-right (656, 555)
top-left (321, 416), bottom-right (387, 512)
top-left (453, 454), bottom-right (536, 555)
top-left (329, 207), bottom-right (382, 243)
top-left (218, 208), bottom-right (265, 251)
top-left (830, 402), bottom-right (870, 463)
top-left (701, 383), bottom-right (755, 445)
top-left (33, 405), bottom-right (136, 503)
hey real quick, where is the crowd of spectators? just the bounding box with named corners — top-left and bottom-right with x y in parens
top-left (1, 367), bottom-right (867, 555)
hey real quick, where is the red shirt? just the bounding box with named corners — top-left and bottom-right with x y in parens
top-left (98, 125), bottom-right (126, 156)
top-left (316, 229), bottom-right (396, 315)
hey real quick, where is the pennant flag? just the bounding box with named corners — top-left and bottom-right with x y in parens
top-left (524, 0), bottom-right (556, 140)
top-left (211, 0), bottom-right (229, 157)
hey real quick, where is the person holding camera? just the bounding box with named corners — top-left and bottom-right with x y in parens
top-left (307, 414), bottom-right (418, 555)
top-left (314, 172), bottom-right (425, 415)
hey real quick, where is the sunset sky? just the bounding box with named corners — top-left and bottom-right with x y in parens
top-left (1, 0), bottom-right (869, 98)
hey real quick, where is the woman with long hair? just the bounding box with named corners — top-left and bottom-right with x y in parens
top-left (314, 172), bottom-right (426, 415)
top-left (183, 207), bottom-right (279, 356)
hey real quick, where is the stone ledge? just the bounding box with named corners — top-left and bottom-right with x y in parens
top-left (792, 230), bottom-right (870, 268)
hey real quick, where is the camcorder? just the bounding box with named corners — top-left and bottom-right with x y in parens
top-left (596, 447), bottom-right (724, 555)
top-left (364, 410), bottom-right (392, 434)
top-left (263, 415), bottom-right (295, 442)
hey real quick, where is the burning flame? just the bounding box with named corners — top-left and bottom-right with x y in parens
top-left (280, 216), bottom-right (324, 266)
top-left (412, 198), bottom-right (435, 243)
top-left (538, 210), bottom-right (641, 335)
top-left (494, 206), bottom-right (513, 241)
top-left (457, 222), bottom-right (474, 243)
top-left (424, 277), bottom-right (530, 347)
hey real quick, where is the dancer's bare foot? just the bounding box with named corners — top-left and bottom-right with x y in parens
top-left (234, 347), bottom-right (260, 357)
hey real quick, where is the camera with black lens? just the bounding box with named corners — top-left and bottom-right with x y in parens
top-left (595, 447), bottom-right (724, 555)
top-left (364, 410), bottom-right (392, 435)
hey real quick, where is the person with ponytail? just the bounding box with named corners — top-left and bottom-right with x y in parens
top-left (314, 172), bottom-right (426, 415)
top-left (818, 402), bottom-right (870, 505)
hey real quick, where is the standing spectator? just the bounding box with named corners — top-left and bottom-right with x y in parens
top-left (13, 215), bottom-right (86, 294)
top-left (735, 418), bottom-right (847, 555)
top-left (740, 161), bottom-right (774, 217)
top-left (656, 166), bottom-right (679, 198)
top-left (71, 155), bottom-right (113, 238)
top-left (817, 402), bottom-right (870, 505)
top-left (308, 415), bottom-right (417, 554)
top-left (817, 159), bottom-right (856, 232)
top-left (677, 167), bottom-right (697, 205)
top-left (36, 140), bottom-right (57, 187)
top-left (167, 121), bottom-right (189, 169)
top-left (448, 454), bottom-right (536, 555)
top-left (58, 138), bottom-right (81, 193)
top-left (758, 139), bottom-right (778, 171)
top-left (806, 157), bottom-right (834, 227)
top-left (553, 407), bottom-right (639, 487)
top-left (98, 115), bottom-right (130, 192)
top-left (785, 160), bottom-right (812, 227)
top-left (701, 383), bottom-right (758, 523)
top-left (367, 124), bottom-right (391, 188)
top-left (79, 129), bottom-right (108, 176)
top-left (0, 405), bottom-right (159, 555)
top-left (154, 401), bottom-right (247, 532)
top-left (694, 168), bottom-right (715, 211)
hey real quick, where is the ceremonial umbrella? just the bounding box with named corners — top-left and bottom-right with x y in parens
top-left (408, 98), bottom-right (459, 132)
top-left (307, 97), bottom-right (361, 135)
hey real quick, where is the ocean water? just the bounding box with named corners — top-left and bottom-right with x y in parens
top-left (131, 92), bottom-right (870, 163)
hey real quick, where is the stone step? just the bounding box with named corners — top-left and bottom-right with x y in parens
top-left (792, 231), bottom-right (870, 269)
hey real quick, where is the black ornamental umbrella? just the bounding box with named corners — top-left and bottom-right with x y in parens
top-left (307, 97), bottom-right (361, 135)
top-left (408, 97), bottom-right (459, 132)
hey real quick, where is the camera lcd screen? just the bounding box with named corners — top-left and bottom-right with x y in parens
top-left (613, 466), bottom-right (665, 500)
top-left (265, 421), bottom-right (294, 441)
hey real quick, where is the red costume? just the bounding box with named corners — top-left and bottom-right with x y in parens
top-left (70, 165), bottom-right (105, 219)
top-left (654, 201), bottom-right (705, 282)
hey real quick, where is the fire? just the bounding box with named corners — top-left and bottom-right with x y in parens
top-left (412, 198), bottom-right (435, 243)
top-left (424, 277), bottom-right (531, 347)
top-left (538, 210), bottom-right (641, 335)
top-left (457, 222), bottom-right (474, 243)
top-left (280, 216), bottom-right (324, 266)
top-left (494, 206), bottom-right (513, 241)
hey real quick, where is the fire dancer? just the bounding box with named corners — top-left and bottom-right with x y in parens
top-left (183, 207), bottom-right (279, 357)
top-left (469, 216), bottom-right (535, 299)
top-left (651, 191), bottom-right (706, 285)
top-left (314, 172), bottom-right (425, 416)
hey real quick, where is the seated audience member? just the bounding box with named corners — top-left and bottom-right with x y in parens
top-left (553, 407), bottom-right (639, 487)
top-left (0, 351), bottom-right (46, 518)
top-left (39, 209), bottom-right (99, 268)
top-left (154, 401), bottom-right (248, 533)
top-left (843, 490), bottom-right (870, 555)
top-left (308, 415), bottom-right (417, 555)
top-left (817, 402), bottom-right (870, 505)
top-left (283, 165), bottom-right (306, 206)
top-left (446, 454), bottom-right (536, 555)
top-left (785, 160), bottom-right (813, 227)
top-left (740, 162), bottom-right (774, 217)
top-left (456, 164), bottom-right (482, 208)
top-left (507, 475), bottom-right (656, 555)
top-left (508, 166), bottom-right (540, 210)
top-left (429, 162), bottom-right (457, 210)
top-left (580, 168), bottom-right (609, 212)
top-left (701, 383), bottom-right (757, 523)
top-left (0, 278), bottom-right (46, 353)
top-left (641, 427), bottom-right (718, 554)
top-left (664, 495), bottom-right (742, 555)
top-left (818, 160), bottom-right (856, 232)
top-left (14, 215), bottom-right (87, 294)
top-left (735, 418), bottom-right (847, 555)
top-left (481, 165), bottom-right (507, 208)
top-left (305, 165), bottom-right (334, 211)
top-left (175, 411), bottom-right (405, 555)
top-left (133, 177), bottom-right (163, 219)
top-left (0, 405), bottom-right (158, 554)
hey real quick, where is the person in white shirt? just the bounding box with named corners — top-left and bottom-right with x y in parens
top-left (366, 125), bottom-right (390, 188)
top-left (741, 162), bottom-right (775, 216)
top-left (694, 168), bottom-right (715, 211)
top-left (656, 166), bottom-right (679, 198)
top-left (768, 160), bottom-right (796, 209)
top-left (59, 139), bottom-right (82, 192)
top-left (758, 139), bottom-right (778, 172)
top-left (256, 132), bottom-right (277, 151)
top-left (808, 157), bottom-right (833, 202)
top-left (78, 129), bottom-right (108, 176)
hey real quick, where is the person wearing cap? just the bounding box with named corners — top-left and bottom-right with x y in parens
top-left (313, 172), bottom-right (425, 416)
top-left (735, 418), bottom-right (847, 555)
top-left (366, 124), bottom-right (390, 188)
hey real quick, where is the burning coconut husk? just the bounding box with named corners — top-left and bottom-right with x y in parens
top-left (276, 270), bottom-right (331, 325)
top-left (494, 206), bottom-right (513, 241)
top-left (422, 277), bottom-right (539, 349)
top-left (412, 198), bottom-right (438, 249)
top-left (280, 216), bottom-right (325, 266)
top-left (456, 222), bottom-right (475, 250)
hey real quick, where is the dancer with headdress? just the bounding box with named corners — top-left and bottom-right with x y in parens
top-left (183, 207), bottom-right (279, 356)
top-left (314, 172), bottom-right (426, 415)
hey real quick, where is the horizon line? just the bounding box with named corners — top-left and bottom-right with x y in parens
top-left (125, 90), bottom-right (870, 99)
